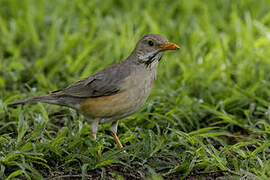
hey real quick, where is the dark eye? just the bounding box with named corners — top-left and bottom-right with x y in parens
top-left (148, 40), bottom-right (154, 46)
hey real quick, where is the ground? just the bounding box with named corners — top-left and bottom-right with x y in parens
top-left (1, 0), bottom-right (270, 179)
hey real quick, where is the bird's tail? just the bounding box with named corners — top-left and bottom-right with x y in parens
top-left (8, 94), bottom-right (61, 107)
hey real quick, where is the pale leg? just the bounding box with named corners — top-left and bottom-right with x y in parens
top-left (110, 120), bottom-right (123, 148)
top-left (90, 118), bottom-right (99, 140)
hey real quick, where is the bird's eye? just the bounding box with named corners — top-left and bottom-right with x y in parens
top-left (148, 40), bottom-right (154, 46)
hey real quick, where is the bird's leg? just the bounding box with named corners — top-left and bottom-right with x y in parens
top-left (110, 120), bottom-right (123, 148)
top-left (90, 118), bottom-right (99, 140)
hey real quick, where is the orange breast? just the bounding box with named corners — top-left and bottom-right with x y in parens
top-left (79, 90), bottom-right (147, 118)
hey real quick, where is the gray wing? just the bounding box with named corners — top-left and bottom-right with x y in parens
top-left (52, 61), bottom-right (131, 98)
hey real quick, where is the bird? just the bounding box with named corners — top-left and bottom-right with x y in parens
top-left (8, 34), bottom-right (179, 149)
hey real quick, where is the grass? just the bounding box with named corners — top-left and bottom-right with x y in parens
top-left (1, 0), bottom-right (270, 179)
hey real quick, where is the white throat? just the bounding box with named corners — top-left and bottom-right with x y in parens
top-left (136, 51), bottom-right (164, 65)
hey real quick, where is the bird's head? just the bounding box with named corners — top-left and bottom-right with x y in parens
top-left (132, 34), bottom-right (179, 65)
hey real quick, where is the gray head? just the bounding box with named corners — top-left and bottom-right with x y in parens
top-left (131, 34), bottom-right (179, 65)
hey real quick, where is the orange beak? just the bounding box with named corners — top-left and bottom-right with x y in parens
top-left (160, 42), bottom-right (180, 51)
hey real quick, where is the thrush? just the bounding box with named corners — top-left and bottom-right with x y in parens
top-left (8, 34), bottom-right (179, 149)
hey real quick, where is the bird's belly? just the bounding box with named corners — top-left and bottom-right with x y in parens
top-left (79, 86), bottom-right (151, 122)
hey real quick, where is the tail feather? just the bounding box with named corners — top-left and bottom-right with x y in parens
top-left (8, 94), bottom-right (60, 107)
top-left (8, 94), bottom-right (83, 109)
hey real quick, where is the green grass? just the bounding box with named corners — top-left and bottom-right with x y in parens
top-left (1, 0), bottom-right (270, 179)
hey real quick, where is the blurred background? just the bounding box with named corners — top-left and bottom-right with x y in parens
top-left (1, 0), bottom-right (270, 179)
